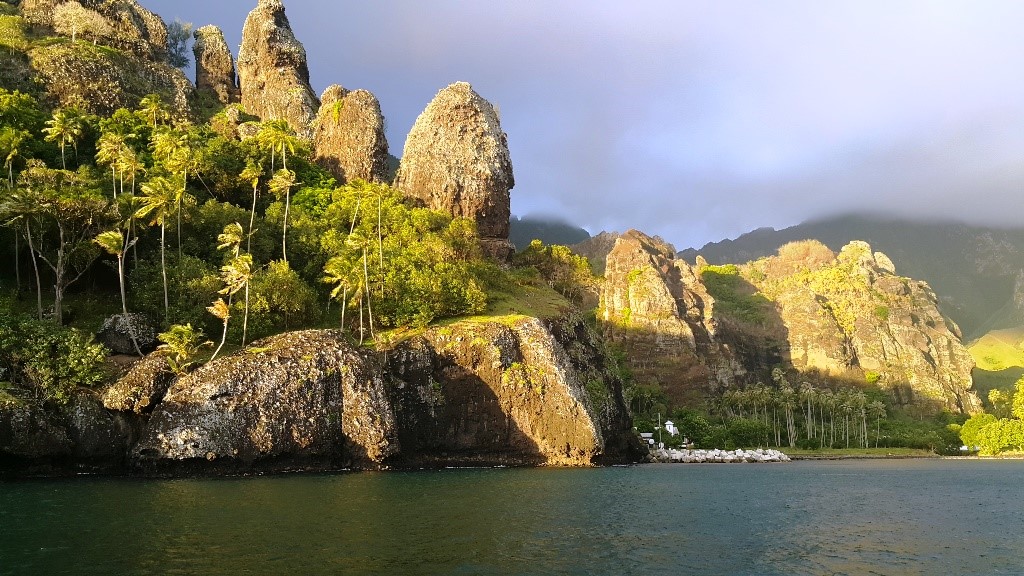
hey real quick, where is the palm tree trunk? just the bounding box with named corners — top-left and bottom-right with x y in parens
top-left (212, 319), bottom-right (228, 360)
top-left (161, 223), bottom-right (168, 320)
top-left (247, 184), bottom-right (257, 254)
top-left (26, 221), bottom-right (43, 321)
top-left (363, 248), bottom-right (374, 341)
top-left (242, 283), bottom-right (250, 347)
top-left (13, 231), bottom-right (20, 294)
top-left (282, 188), bottom-right (289, 262)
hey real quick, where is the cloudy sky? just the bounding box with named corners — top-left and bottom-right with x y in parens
top-left (138, 0), bottom-right (1024, 250)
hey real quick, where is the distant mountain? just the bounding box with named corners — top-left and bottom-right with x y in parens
top-left (679, 214), bottom-right (1024, 339)
top-left (509, 215), bottom-right (590, 251)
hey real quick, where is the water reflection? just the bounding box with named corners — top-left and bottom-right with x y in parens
top-left (2, 461), bottom-right (1024, 575)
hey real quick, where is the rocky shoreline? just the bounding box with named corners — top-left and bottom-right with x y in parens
top-left (650, 448), bottom-right (791, 463)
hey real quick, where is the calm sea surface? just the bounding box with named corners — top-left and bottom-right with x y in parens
top-left (1, 459), bottom-right (1022, 575)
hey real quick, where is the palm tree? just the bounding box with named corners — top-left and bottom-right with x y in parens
top-left (0, 126), bottom-right (26, 189)
top-left (868, 400), bottom-right (886, 448)
top-left (138, 94), bottom-right (170, 128)
top-left (135, 175), bottom-right (180, 320)
top-left (43, 107), bottom-right (85, 169)
top-left (323, 255), bottom-right (353, 332)
top-left (95, 131), bottom-right (128, 198)
top-left (239, 161), bottom-right (262, 253)
top-left (0, 185), bottom-right (44, 319)
top-left (268, 168), bottom-right (296, 262)
top-left (151, 126), bottom-right (200, 259)
top-left (94, 230), bottom-right (143, 356)
top-left (207, 298), bottom-right (231, 361)
top-left (217, 223), bottom-right (252, 345)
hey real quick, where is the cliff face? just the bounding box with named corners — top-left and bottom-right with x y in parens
top-left (125, 316), bottom-right (640, 474)
top-left (748, 241), bottom-right (981, 413)
top-left (312, 85), bottom-right (389, 184)
top-left (237, 0), bottom-right (319, 138)
top-left (193, 25), bottom-right (239, 105)
top-left (599, 233), bottom-right (979, 413)
top-left (21, 0), bottom-right (169, 61)
top-left (395, 82), bottom-right (514, 257)
top-left (599, 230), bottom-right (751, 406)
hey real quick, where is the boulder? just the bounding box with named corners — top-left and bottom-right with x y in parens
top-left (312, 84), bottom-right (389, 184)
top-left (96, 312), bottom-right (156, 355)
top-left (0, 395), bottom-right (72, 460)
top-left (63, 390), bottom-right (127, 462)
top-left (193, 25), bottom-right (239, 105)
top-left (237, 0), bottom-right (319, 138)
top-left (101, 353), bottom-right (174, 414)
top-left (395, 82), bottom-right (514, 256)
top-left (132, 330), bottom-right (397, 473)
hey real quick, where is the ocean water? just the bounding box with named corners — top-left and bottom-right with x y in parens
top-left (1, 459), bottom-right (1022, 575)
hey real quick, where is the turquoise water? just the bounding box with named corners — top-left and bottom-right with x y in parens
top-left (2, 460), bottom-right (1023, 575)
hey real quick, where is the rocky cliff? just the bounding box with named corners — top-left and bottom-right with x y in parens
top-left (395, 82), bottom-right (514, 258)
top-left (599, 230), bottom-right (751, 406)
top-left (118, 315), bottom-right (641, 474)
top-left (746, 240), bottom-right (981, 413)
top-left (312, 85), bottom-right (389, 184)
top-left (237, 0), bottom-right (319, 138)
top-left (2, 1), bottom-right (193, 117)
top-left (599, 232), bottom-right (979, 413)
top-left (193, 25), bottom-right (239, 105)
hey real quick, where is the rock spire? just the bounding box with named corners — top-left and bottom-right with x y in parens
top-left (395, 82), bottom-right (514, 256)
top-left (312, 85), bottom-right (389, 183)
top-left (193, 25), bottom-right (239, 105)
top-left (237, 0), bottom-right (319, 138)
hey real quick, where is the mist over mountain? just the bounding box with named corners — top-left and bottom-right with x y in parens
top-left (509, 215), bottom-right (590, 251)
top-left (679, 213), bottom-right (1024, 339)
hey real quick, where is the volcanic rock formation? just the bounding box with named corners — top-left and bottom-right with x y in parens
top-left (312, 85), bottom-right (389, 183)
top-left (237, 0), bottom-right (319, 138)
top-left (395, 82), bottom-right (514, 257)
top-left (193, 25), bottom-right (239, 105)
top-left (21, 0), bottom-right (169, 61)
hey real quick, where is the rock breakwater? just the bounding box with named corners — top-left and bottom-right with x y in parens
top-left (651, 448), bottom-right (790, 463)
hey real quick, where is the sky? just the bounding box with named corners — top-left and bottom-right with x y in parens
top-left (137, 0), bottom-right (1024, 250)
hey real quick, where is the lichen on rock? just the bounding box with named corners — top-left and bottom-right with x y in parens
top-left (312, 84), bottom-right (389, 184)
top-left (193, 24), bottom-right (238, 105)
top-left (237, 0), bottom-right (319, 138)
top-left (395, 82), bottom-right (514, 256)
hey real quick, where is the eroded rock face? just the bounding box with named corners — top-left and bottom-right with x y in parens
top-left (193, 25), bottom-right (239, 105)
top-left (749, 240), bottom-right (981, 413)
top-left (395, 82), bottom-right (513, 253)
top-left (312, 85), bottom-right (389, 183)
top-left (237, 0), bottom-right (319, 138)
top-left (599, 230), bottom-right (748, 405)
top-left (130, 316), bottom-right (642, 473)
top-left (101, 354), bottom-right (174, 414)
top-left (132, 330), bottom-right (396, 473)
top-left (385, 316), bottom-right (640, 466)
top-left (22, 0), bottom-right (169, 61)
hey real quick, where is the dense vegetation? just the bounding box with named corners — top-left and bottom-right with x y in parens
top-left (0, 87), bottom-right (502, 403)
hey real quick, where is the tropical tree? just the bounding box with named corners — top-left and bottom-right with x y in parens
top-left (150, 125), bottom-right (200, 259)
top-left (0, 126), bottom-right (28, 189)
top-left (138, 94), bottom-right (170, 128)
top-left (239, 161), bottom-right (262, 253)
top-left (867, 400), bottom-right (886, 448)
top-left (43, 107), bottom-right (86, 169)
top-left (135, 175), bottom-right (181, 319)
top-left (268, 168), bottom-right (297, 262)
top-left (0, 184), bottom-right (44, 319)
top-left (207, 298), bottom-right (230, 360)
top-left (94, 229), bottom-right (143, 356)
top-left (95, 131), bottom-right (130, 198)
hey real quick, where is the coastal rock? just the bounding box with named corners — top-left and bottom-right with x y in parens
top-left (22, 0), bottom-right (169, 61)
top-left (0, 395), bottom-right (72, 460)
top-left (130, 314), bottom-right (642, 474)
top-left (312, 85), bottom-right (389, 183)
top-left (385, 315), bottom-right (641, 467)
top-left (101, 353), bottom-right (174, 414)
top-left (63, 390), bottom-right (126, 462)
top-left (193, 25), bottom-right (239, 105)
top-left (96, 312), bottom-right (156, 355)
top-left (394, 82), bottom-right (514, 255)
top-left (132, 330), bottom-right (397, 473)
top-left (237, 0), bottom-right (319, 138)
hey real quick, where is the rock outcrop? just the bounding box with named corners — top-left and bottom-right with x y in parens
top-left (237, 0), bottom-right (319, 138)
top-left (395, 82), bottom-right (514, 258)
top-left (193, 25), bottom-right (239, 105)
top-left (746, 240), bottom-right (981, 413)
top-left (599, 230), bottom-right (750, 405)
top-left (129, 315), bottom-right (642, 474)
top-left (101, 354), bottom-right (174, 414)
top-left (312, 85), bottom-right (389, 183)
top-left (132, 330), bottom-right (396, 473)
top-left (21, 0), bottom-right (169, 61)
